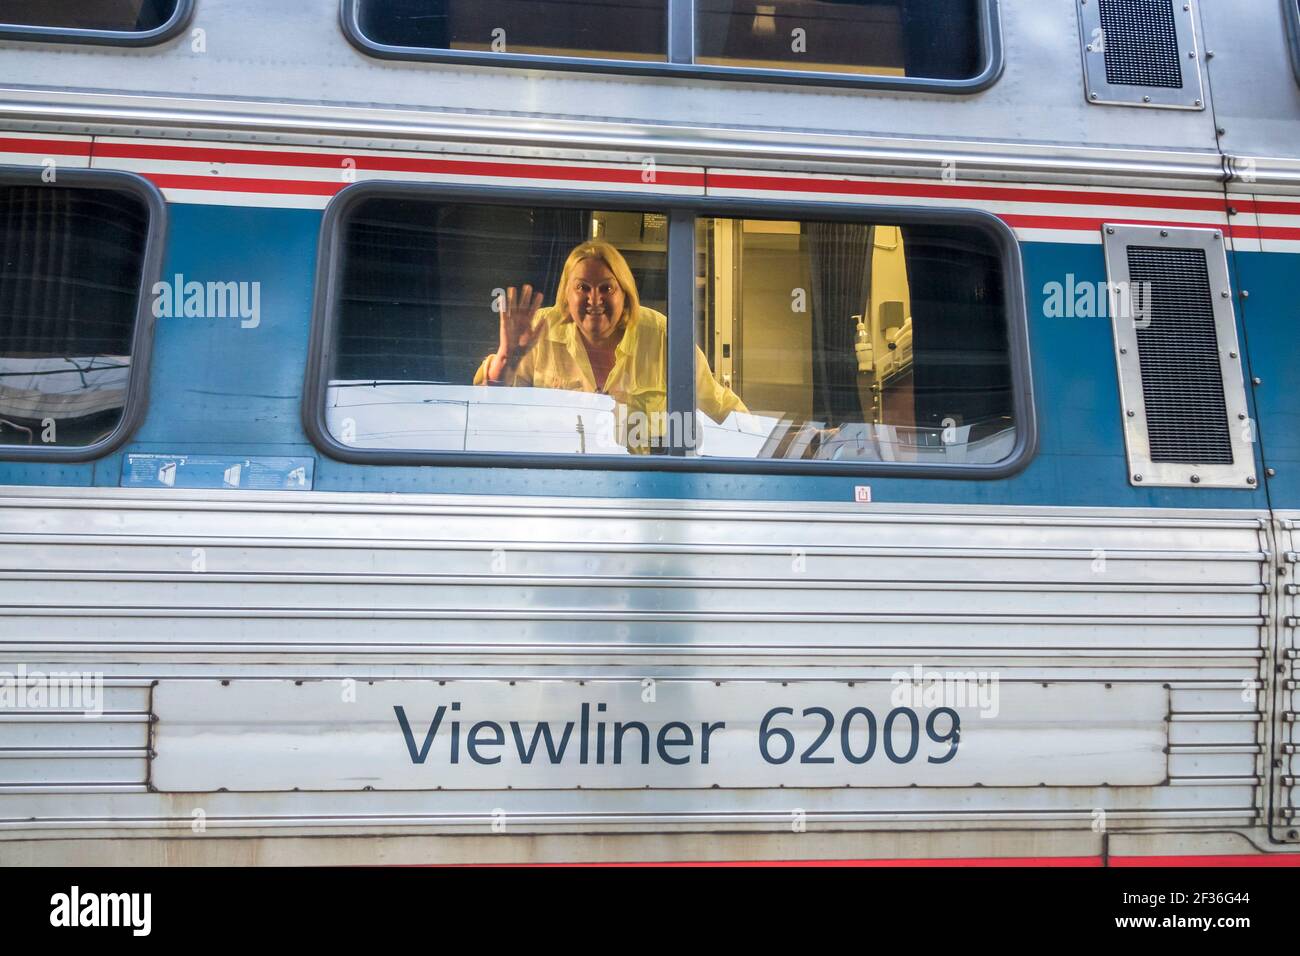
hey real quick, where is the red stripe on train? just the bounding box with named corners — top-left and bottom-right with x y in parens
top-left (452, 853), bottom-right (1300, 867)
top-left (9, 136), bottom-right (1300, 224)
top-left (1228, 224), bottom-right (1300, 241)
top-left (706, 171), bottom-right (1231, 213)
top-left (1230, 197), bottom-right (1300, 216)
top-left (120, 176), bottom-right (1300, 240)
top-left (0, 136), bottom-right (93, 157)
top-left (1110, 854), bottom-right (1300, 867)
top-left (95, 140), bottom-right (705, 187)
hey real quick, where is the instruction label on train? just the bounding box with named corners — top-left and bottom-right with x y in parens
top-left (122, 454), bottom-right (314, 490)
top-left (150, 680), bottom-right (1168, 791)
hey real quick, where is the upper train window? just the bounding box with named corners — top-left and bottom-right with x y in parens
top-left (307, 184), bottom-right (1032, 476)
top-left (0, 172), bottom-right (164, 461)
top-left (355, 0), bottom-right (668, 62)
top-left (343, 0), bottom-right (1001, 91)
top-left (695, 0), bottom-right (982, 80)
top-left (0, 0), bottom-right (192, 45)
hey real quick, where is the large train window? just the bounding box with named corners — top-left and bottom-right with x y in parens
top-left (694, 216), bottom-right (1019, 464)
top-left (342, 0), bottom-right (1001, 91)
top-left (0, 172), bottom-right (165, 461)
top-left (308, 183), bottom-right (1032, 476)
top-left (316, 193), bottom-right (675, 457)
top-left (0, 0), bottom-right (193, 45)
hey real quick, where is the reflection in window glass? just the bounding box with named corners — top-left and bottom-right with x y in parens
top-left (327, 198), bottom-right (741, 456)
top-left (0, 0), bottom-right (180, 32)
top-left (695, 0), bottom-right (982, 79)
top-left (694, 217), bottom-right (1014, 463)
top-left (0, 186), bottom-right (149, 449)
top-left (355, 0), bottom-right (668, 62)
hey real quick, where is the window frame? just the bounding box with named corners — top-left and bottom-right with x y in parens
top-left (339, 0), bottom-right (1004, 93)
top-left (0, 167), bottom-right (167, 462)
top-left (0, 0), bottom-right (194, 47)
top-left (305, 179), bottom-right (1035, 479)
top-left (1286, 0), bottom-right (1300, 87)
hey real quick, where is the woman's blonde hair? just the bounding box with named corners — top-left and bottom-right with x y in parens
top-left (553, 240), bottom-right (641, 326)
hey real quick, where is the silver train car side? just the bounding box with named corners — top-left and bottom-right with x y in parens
top-left (0, 0), bottom-right (1297, 866)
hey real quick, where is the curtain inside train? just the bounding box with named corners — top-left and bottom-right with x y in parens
top-left (805, 221), bottom-right (872, 426)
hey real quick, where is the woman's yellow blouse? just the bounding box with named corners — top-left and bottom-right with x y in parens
top-left (474, 307), bottom-right (748, 450)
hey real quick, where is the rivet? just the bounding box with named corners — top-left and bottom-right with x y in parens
top-left (1247, 476), bottom-right (1257, 485)
top-left (1134, 474), bottom-right (1144, 483)
top-left (1229, 351), bottom-right (1238, 359)
top-left (1190, 475), bottom-right (1201, 484)
top-left (1254, 377), bottom-right (1263, 386)
top-left (1241, 290), bottom-right (1249, 298)
top-left (1195, 100), bottom-right (1203, 107)
top-left (1119, 347), bottom-right (1128, 354)
top-left (1188, 51), bottom-right (1196, 59)
top-left (1106, 226), bottom-right (1115, 235)
top-left (1091, 92), bottom-right (1100, 100)
top-left (1160, 230), bottom-right (1169, 237)
top-left (1238, 413), bottom-right (1247, 420)
top-left (1144, 95), bottom-right (1152, 103)
top-left (1268, 468), bottom-right (1278, 478)
top-left (1127, 410), bottom-right (1136, 418)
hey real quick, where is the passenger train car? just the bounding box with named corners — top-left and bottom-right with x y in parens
top-left (0, 0), bottom-right (1297, 866)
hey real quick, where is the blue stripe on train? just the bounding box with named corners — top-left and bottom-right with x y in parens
top-left (0, 201), bottom-right (1286, 509)
top-left (1229, 249), bottom-right (1299, 510)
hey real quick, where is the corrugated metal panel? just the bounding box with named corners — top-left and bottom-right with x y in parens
top-left (0, 754), bottom-right (146, 786)
top-left (0, 681), bottom-right (151, 789)
top-left (0, 488), bottom-right (1270, 836)
top-left (0, 714), bottom-right (150, 748)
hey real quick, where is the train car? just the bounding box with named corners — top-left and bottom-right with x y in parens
top-left (0, 0), bottom-right (1297, 866)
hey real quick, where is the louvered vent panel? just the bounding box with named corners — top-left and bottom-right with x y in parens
top-left (1127, 246), bottom-right (1233, 465)
top-left (1099, 0), bottom-right (1184, 89)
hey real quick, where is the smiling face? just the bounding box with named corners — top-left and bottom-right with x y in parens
top-left (566, 257), bottom-right (627, 350)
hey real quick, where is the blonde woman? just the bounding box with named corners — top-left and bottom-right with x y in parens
top-left (475, 241), bottom-right (746, 449)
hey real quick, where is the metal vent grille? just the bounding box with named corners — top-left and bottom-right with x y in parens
top-left (1099, 0), bottom-right (1184, 88)
top-left (1127, 246), bottom-right (1233, 464)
